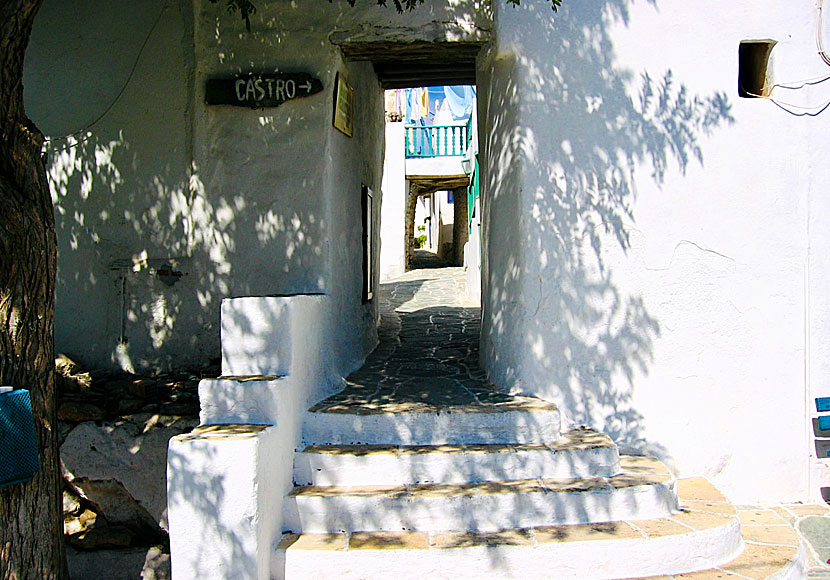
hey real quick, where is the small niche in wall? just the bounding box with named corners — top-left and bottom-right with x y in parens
top-left (738, 39), bottom-right (777, 98)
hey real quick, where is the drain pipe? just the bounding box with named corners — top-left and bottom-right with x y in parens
top-left (119, 275), bottom-right (127, 344)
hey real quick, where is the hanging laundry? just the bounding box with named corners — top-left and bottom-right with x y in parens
top-left (384, 88), bottom-right (404, 120)
top-left (405, 88), bottom-right (422, 124)
top-left (420, 87), bottom-right (430, 119)
top-left (444, 85), bottom-right (476, 120)
top-left (385, 90), bottom-right (398, 118)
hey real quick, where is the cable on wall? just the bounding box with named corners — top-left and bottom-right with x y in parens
top-left (818, 0), bottom-right (830, 67)
top-left (46, 0), bottom-right (168, 152)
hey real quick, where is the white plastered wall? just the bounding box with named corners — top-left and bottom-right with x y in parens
top-left (481, 0), bottom-right (830, 503)
top-left (381, 122), bottom-right (408, 281)
top-left (24, 0), bottom-right (488, 375)
top-left (25, 0), bottom-right (202, 371)
top-left (23, 0), bottom-right (391, 375)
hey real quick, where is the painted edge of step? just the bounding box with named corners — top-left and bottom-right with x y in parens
top-left (621, 479), bottom-right (808, 580)
top-left (273, 508), bottom-right (743, 580)
top-left (274, 478), bottom-right (808, 580)
top-left (293, 428), bottom-right (621, 485)
top-left (300, 406), bottom-right (562, 445)
top-left (283, 457), bottom-right (677, 533)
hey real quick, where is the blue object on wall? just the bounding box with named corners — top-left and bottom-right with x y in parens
top-left (0, 389), bottom-right (40, 489)
top-left (820, 415), bottom-right (830, 432)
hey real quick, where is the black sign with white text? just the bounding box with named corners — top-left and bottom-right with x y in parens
top-left (205, 72), bottom-right (323, 109)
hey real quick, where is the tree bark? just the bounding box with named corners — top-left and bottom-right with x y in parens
top-left (0, 0), bottom-right (67, 578)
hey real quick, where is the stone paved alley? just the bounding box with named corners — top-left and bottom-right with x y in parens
top-left (311, 256), bottom-right (554, 413)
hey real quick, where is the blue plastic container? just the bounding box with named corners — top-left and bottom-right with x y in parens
top-left (0, 389), bottom-right (40, 489)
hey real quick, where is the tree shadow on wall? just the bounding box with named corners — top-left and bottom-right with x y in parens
top-left (481, 0), bottom-right (733, 457)
top-left (45, 119), bottom-right (328, 374)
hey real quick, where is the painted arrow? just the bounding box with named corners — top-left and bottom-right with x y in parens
top-left (206, 73), bottom-right (323, 108)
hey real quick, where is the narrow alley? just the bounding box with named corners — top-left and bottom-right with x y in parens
top-left (311, 251), bottom-right (554, 413)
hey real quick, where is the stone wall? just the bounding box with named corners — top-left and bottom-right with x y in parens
top-left (56, 357), bottom-right (203, 579)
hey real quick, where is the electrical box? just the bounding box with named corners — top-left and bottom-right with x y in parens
top-left (0, 388), bottom-right (40, 489)
top-left (739, 40), bottom-right (777, 98)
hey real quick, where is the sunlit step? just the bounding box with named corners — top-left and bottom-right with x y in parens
top-left (293, 428), bottom-right (620, 486)
top-left (301, 397), bottom-right (562, 446)
top-left (275, 507), bottom-right (743, 580)
top-left (284, 456), bottom-right (677, 534)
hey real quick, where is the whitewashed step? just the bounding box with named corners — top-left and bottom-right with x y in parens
top-left (293, 428), bottom-right (620, 486)
top-left (301, 398), bottom-right (562, 446)
top-left (283, 456), bottom-right (677, 533)
top-left (274, 507), bottom-right (743, 580)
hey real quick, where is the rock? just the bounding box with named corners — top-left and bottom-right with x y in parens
top-left (69, 478), bottom-right (158, 530)
top-left (58, 402), bottom-right (104, 422)
top-left (61, 416), bottom-right (199, 530)
top-left (55, 353), bottom-right (81, 376)
top-left (58, 421), bottom-right (74, 446)
top-left (55, 353), bottom-right (92, 392)
top-left (66, 545), bottom-right (169, 580)
top-left (63, 488), bottom-right (83, 515)
top-left (64, 508), bottom-right (98, 535)
top-left (159, 400), bottom-right (199, 415)
top-left (69, 525), bottom-right (136, 550)
top-left (128, 379), bottom-right (168, 400)
top-left (142, 546), bottom-right (171, 580)
top-left (118, 397), bottom-right (146, 414)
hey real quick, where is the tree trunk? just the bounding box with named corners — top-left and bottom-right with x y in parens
top-left (0, 1), bottom-right (67, 578)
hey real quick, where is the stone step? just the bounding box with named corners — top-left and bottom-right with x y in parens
top-left (283, 456), bottom-right (677, 533)
top-left (275, 504), bottom-right (742, 579)
top-left (293, 428), bottom-right (620, 486)
top-left (301, 397), bottom-right (562, 446)
top-left (275, 478), bottom-right (807, 580)
top-left (626, 478), bottom-right (808, 580)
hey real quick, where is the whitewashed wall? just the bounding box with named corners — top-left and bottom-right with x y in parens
top-left (27, 0), bottom-right (824, 508)
top-left (25, 0), bottom-right (200, 371)
top-left (25, 0), bottom-right (487, 375)
top-left (23, 0), bottom-right (414, 375)
top-left (381, 122), bottom-right (408, 281)
top-left (192, 0), bottom-right (385, 385)
top-left (481, 0), bottom-right (830, 503)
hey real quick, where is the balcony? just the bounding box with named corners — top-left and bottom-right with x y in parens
top-left (404, 121), bottom-right (472, 159)
top-left (404, 121), bottom-right (472, 179)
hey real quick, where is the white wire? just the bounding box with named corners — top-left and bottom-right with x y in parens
top-left (818, 0), bottom-right (830, 68)
top-left (744, 86), bottom-right (830, 117)
top-left (771, 73), bottom-right (830, 91)
top-left (45, 0), bottom-right (167, 150)
top-left (769, 95), bottom-right (830, 112)
top-left (771, 98), bottom-right (830, 116)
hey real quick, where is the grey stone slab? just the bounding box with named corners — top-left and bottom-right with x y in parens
top-left (312, 266), bottom-right (553, 415)
top-left (801, 516), bottom-right (830, 569)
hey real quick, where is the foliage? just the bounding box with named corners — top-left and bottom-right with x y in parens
top-left (208, 0), bottom-right (258, 31)
top-left (213, 0), bottom-right (562, 32)
top-left (357, 0), bottom-right (562, 12)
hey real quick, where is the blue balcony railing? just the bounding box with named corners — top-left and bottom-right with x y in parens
top-left (405, 123), bottom-right (470, 158)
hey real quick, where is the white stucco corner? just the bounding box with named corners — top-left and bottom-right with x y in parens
top-left (381, 121), bottom-right (408, 281)
top-left (198, 377), bottom-right (286, 425)
top-left (220, 294), bottom-right (327, 378)
top-left (167, 425), bottom-right (281, 580)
